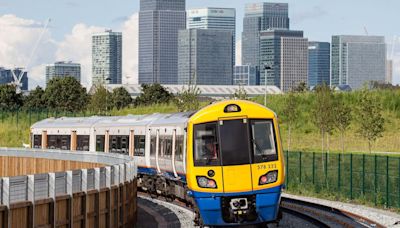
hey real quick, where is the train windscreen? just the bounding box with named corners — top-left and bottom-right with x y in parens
top-left (250, 120), bottom-right (278, 163)
top-left (193, 122), bottom-right (220, 166)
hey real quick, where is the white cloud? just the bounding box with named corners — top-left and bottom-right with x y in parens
top-left (235, 39), bottom-right (242, 66)
top-left (0, 14), bottom-right (57, 89)
top-left (121, 13), bottom-right (138, 85)
top-left (56, 24), bottom-right (105, 88)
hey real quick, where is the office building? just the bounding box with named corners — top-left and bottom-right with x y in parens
top-left (242, 2), bottom-right (289, 67)
top-left (331, 35), bottom-right (386, 90)
top-left (0, 67), bottom-right (28, 91)
top-left (139, 0), bottom-right (186, 84)
top-left (178, 29), bottom-right (233, 85)
top-left (308, 42), bottom-right (330, 87)
top-left (233, 65), bottom-right (258, 86)
top-left (92, 30), bottom-right (122, 86)
top-left (46, 61), bottom-right (81, 84)
top-left (386, 60), bottom-right (393, 84)
top-left (259, 30), bottom-right (308, 92)
top-left (188, 8), bottom-right (236, 65)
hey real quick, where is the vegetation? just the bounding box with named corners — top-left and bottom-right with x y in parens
top-left (174, 85), bottom-right (201, 112)
top-left (281, 92), bottom-right (299, 152)
top-left (134, 84), bottom-right (173, 106)
top-left (87, 85), bottom-right (113, 115)
top-left (0, 84), bottom-right (23, 110)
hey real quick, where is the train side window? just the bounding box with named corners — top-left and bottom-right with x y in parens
top-left (96, 135), bottom-right (105, 152)
top-left (150, 135), bottom-right (156, 157)
top-left (193, 122), bottom-right (220, 166)
top-left (109, 135), bottom-right (129, 155)
top-left (160, 135), bottom-right (172, 158)
top-left (47, 135), bottom-right (71, 150)
top-left (77, 135), bottom-right (90, 151)
top-left (175, 135), bottom-right (184, 161)
top-left (33, 135), bottom-right (42, 149)
top-left (134, 135), bottom-right (146, 156)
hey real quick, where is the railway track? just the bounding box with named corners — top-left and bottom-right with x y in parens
top-left (281, 197), bottom-right (385, 228)
top-left (138, 191), bottom-right (384, 227)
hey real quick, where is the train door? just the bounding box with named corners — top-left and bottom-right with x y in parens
top-left (218, 118), bottom-right (253, 193)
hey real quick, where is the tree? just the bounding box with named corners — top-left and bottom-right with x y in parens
top-left (293, 81), bottom-right (308, 93)
top-left (281, 92), bottom-right (299, 152)
top-left (87, 85), bottom-right (113, 115)
top-left (333, 94), bottom-right (352, 153)
top-left (0, 84), bottom-right (23, 110)
top-left (174, 85), bottom-right (201, 112)
top-left (134, 84), bottom-right (173, 106)
top-left (24, 86), bottom-right (46, 110)
top-left (44, 77), bottom-right (89, 112)
top-left (311, 85), bottom-right (335, 152)
top-left (231, 86), bottom-right (249, 100)
top-left (112, 87), bottom-right (132, 110)
top-left (356, 89), bottom-right (385, 153)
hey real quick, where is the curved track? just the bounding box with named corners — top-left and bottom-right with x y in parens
top-left (138, 191), bottom-right (383, 228)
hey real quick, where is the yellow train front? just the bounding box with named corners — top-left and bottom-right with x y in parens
top-left (186, 100), bottom-right (285, 226)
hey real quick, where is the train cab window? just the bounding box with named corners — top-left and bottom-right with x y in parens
top-left (77, 135), bottom-right (90, 151)
top-left (134, 135), bottom-right (145, 156)
top-left (150, 135), bottom-right (156, 157)
top-left (175, 135), bottom-right (184, 161)
top-left (109, 135), bottom-right (129, 155)
top-left (219, 119), bottom-right (251, 166)
top-left (193, 122), bottom-right (220, 166)
top-left (48, 135), bottom-right (71, 150)
top-left (33, 135), bottom-right (42, 149)
top-left (96, 135), bottom-right (105, 152)
top-left (250, 120), bottom-right (278, 163)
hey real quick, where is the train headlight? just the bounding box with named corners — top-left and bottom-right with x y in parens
top-left (259, 170), bottom-right (278, 185)
top-left (196, 176), bottom-right (217, 189)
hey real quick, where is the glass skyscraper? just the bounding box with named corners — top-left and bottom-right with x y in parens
top-left (259, 30), bottom-right (308, 92)
top-left (139, 0), bottom-right (186, 84)
top-left (331, 35), bottom-right (386, 90)
top-left (233, 65), bottom-right (258, 86)
top-left (187, 8), bottom-right (236, 66)
top-left (92, 30), bottom-right (122, 86)
top-left (46, 61), bottom-right (81, 84)
top-left (308, 42), bottom-right (330, 87)
top-left (178, 29), bottom-right (233, 85)
top-left (0, 67), bottom-right (28, 91)
top-left (242, 2), bottom-right (289, 67)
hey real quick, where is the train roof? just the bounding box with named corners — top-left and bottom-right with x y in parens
top-left (31, 112), bottom-right (196, 129)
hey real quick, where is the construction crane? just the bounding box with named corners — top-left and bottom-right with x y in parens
top-left (10, 18), bottom-right (51, 93)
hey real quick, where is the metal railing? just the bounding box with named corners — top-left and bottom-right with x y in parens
top-left (285, 151), bottom-right (400, 209)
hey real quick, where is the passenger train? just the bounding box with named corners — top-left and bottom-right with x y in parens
top-left (31, 100), bottom-right (285, 226)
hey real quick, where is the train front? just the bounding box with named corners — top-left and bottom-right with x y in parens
top-left (186, 100), bottom-right (285, 226)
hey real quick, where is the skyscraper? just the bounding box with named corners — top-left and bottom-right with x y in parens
top-left (386, 60), bottom-right (393, 84)
top-left (0, 67), bottom-right (28, 91)
top-left (331, 35), bottom-right (386, 90)
top-left (233, 65), bottom-right (258, 86)
top-left (46, 61), bottom-right (81, 84)
top-left (139, 0), bottom-right (186, 84)
top-left (259, 30), bottom-right (308, 92)
top-left (187, 8), bottom-right (236, 65)
top-left (308, 42), bottom-right (330, 87)
top-left (178, 29), bottom-right (233, 85)
top-left (242, 2), bottom-right (289, 67)
top-left (92, 30), bottom-right (122, 86)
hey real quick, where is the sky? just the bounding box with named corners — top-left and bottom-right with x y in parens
top-left (0, 0), bottom-right (399, 88)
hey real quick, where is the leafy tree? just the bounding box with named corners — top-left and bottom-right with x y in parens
top-left (293, 81), bottom-right (308, 93)
top-left (112, 87), bottom-right (132, 110)
top-left (356, 88), bottom-right (385, 153)
top-left (0, 84), bottom-right (23, 110)
top-left (174, 85), bottom-right (201, 112)
top-left (24, 86), bottom-right (46, 110)
top-left (311, 85), bottom-right (335, 152)
top-left (281, 92), bottom-right (299, 152)
top-left (44, 77), bottom-right (89, 112)
top-left (134, 84), bottom-right (173, 106)
top-left (333, 94), bottom-right (352, 153)
top-left (88, 85), bottom-right (113, 115)
top-left (231, 86), bottom-right (249, 100)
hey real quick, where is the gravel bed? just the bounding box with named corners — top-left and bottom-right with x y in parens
top-left (283, 193), bottom-right (400, 227)
top-left (138, 195), bottom-right (196, 227)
